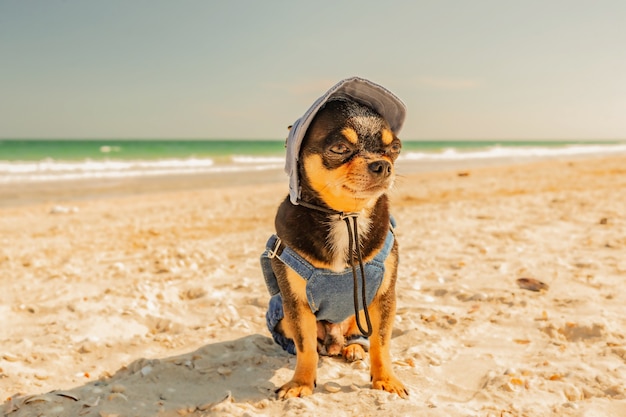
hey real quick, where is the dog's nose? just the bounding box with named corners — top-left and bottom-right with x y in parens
top-left (368, 160), bottom-right (392, 177)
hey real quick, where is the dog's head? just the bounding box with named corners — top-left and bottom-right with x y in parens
top-left (297, 98), bottom-right (402, 213)
top-left (284, 77), bottom-right (406, 211)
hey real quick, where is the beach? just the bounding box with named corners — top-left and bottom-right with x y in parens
top-left (1, 154), bottom-right (626, 416)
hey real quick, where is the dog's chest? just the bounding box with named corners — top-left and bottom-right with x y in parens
top-left (326, 216), bottom-right (372, 272)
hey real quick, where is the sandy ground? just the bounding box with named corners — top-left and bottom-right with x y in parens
top-left (1, 155), bottom-right (626, 416)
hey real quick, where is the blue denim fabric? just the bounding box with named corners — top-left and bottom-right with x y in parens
top-left (265, 293), bottom-right (297, 354)
top-left (261, 218), bottom-right (396, 354)
top-left (265, 294), bottom-right (370, 355)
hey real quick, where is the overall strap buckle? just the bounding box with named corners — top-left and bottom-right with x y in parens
top-left (267, 236), bottom-right (282, 259)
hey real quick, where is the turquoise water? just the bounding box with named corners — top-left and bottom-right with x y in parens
top-left (0, 139), bottom-right (621, 161)
top-left (0, 139), bottom-right (286, 161)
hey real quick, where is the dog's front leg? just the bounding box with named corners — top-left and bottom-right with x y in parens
top-left (276, 276), bottom-right (319, 398)
top-left (368, 265), bottom-right (408, 398)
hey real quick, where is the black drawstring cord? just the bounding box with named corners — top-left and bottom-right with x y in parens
top-left (296, 199), bottom-right (373, 337)
top-left (344, 215), bottom-right (373, 337)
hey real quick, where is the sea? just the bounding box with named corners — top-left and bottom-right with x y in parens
top-left (1, 139), bottom-right (626, 185)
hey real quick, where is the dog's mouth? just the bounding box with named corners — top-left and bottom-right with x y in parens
top-left (302, 153), bottom-right (395, 212)
top-left (341, 175), bottom-right (393, 197)
top-left (335, 160), bottom-right (396, 199)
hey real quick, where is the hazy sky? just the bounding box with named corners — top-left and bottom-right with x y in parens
top-left (1, 1), bottom-right (625, 140)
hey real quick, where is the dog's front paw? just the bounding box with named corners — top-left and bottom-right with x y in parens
top-left (342, 343), bottom-right (366, 362)
top-left (372, 375), bottom-right (409, 399)
top-left (276, 379), bottom-right (315, 399)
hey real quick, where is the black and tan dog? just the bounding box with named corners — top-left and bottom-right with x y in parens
top-left (261, 77), bottom-right (407, 399)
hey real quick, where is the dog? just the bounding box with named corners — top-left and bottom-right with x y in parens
top-left (261, 77), bottom-right (407, 399)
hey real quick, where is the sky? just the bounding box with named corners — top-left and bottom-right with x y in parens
top-left (1, 0), bottom-right (625, 140)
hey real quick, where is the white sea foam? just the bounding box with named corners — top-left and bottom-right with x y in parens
top-left (231, 155), bottom-right (285, 164)
top-left (0, 158), bottom-right (216, 174)
top-left (400, 143), bottom-right (626, 161)
top-left (0, 157), bottom-right (283, 184)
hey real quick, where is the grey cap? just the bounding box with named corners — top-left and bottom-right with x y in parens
top-left (285, 76), bottom-right (406, 204)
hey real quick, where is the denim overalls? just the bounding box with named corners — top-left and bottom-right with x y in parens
top-left (260, 219), bottom-right (396, 354)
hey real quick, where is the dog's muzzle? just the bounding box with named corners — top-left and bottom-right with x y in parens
top-left (368, 160), bottom-right (392, 178)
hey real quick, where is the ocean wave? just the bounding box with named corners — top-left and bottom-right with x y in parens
top-left (0, 157), bottom-right (283, 184)
top-left (231, 155), bottom-right (285, 164)
top-left (400, 143), bottom-right (626, 161)
top-left (0, 158), bottom-right (216, 174)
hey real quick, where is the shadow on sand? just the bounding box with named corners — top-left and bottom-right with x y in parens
top-left (3, 334), bottom-right (288, 416)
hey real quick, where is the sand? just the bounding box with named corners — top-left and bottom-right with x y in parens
top-left (1, 155), bottom-right (626, 416)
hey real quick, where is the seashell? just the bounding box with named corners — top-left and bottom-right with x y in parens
top-left (2, 353), bottom-right (20, 362)
top-left (24, 394), bottom-right (55, 404)
top-left (433, 289), bottom-right (448, 297)
top-left (49, 205), bottom-right (78, 214)
top-left (516, 278), bottom-right (549, 292)
top-left (374, 395), bottom-right (389, 405)
top-left (107, 392), bottom-right (128, 402)
top-left (392, 358), bottom-right (416, 367)
top-left (217, 366), bottom-right (232, 376)
top-left (112, 262), bottom-right (125, 272)
top-left (21, 305), bottom-right (39, 314)
top-left (237, 320), bottom-right (251, 330)
top-left (197, 401), bottom-right (212, 412)
top-left (140, 365), bottom-right (153, 376)
top-left (226, 305), bottom-right (240, 320)
top-left (501, 382), bottom-right (518, 392)
top-left (128, 360), bottom-right (142, 373)
top-left (563, 384), bottom-right (582, 401)
top-left (79, 341), bottom-right (96, 354)
top-left (110, 384), bottom-right (126, 393)
top-left (152, 318), bottom-right (174, 333)
top-left (467, 304), bottom-right (480, 314)
top-left (54, 391), bottom-right (79, 401)
top-left (456, 292), bottom-right (471, 302)
top-left (469, 292), bottom-right (487, 301)
top-left (82, 396), bottom-right (101, 407)
top-left (198, 391), bottom-right (232, 411)
top-left (180, 287), bottom-right (207, 300)
top-left (324, 382), bottom-right (341, 393)
top-left (254, 399), bottom-right (270, 409)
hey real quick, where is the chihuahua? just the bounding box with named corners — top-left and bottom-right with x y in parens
top-left (261, 77), bottom-right (407, 399)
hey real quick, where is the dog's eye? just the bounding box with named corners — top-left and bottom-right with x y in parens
top-left (329, 143), bottom-right (351, 155)
top-left (389, 140), bottom-right (402, 154)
